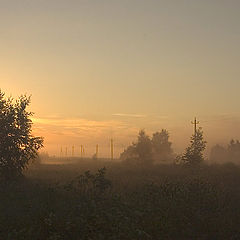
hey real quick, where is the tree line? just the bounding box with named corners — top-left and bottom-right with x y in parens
top-left (120, 127), bottom-right (240, 166)
top-left (1, 89), bottom-right (240, 180)
top-left (120, 127), bottom-right (207, 166)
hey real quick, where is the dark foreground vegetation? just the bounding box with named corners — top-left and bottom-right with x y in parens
top-left (1, 160), bottom-right (240, 240)
top-left (1, 90), bottom-right (240, 239)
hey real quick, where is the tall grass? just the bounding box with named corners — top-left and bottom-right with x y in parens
top-left (1, 159), bottom-right (240, 239)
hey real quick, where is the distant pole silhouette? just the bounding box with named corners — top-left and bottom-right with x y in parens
top-left (111, 139), bottom-right (113, 160)
top-left (96, 144), bottom-right (99, 159)
top-left (60, 146), bottom-right (63, 157)
top-left (81, 145), bottom-right (83, 158)
top-left (72, 145), bottom-right (74, 157)
top-left (65, 147), bottom-right (68, 156)
top-left (191, 117), bottom-right (200, 136)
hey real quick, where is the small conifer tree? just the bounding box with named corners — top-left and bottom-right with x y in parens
top-left (180, 128), bottom-right (206, 165)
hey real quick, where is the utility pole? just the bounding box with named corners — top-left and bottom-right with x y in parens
top-left (65, 147), bottom-right (68, 157)
top-left (60, 146), bottom-right (63, 157)
top-left (80, 145), bottom-right (83, 158)
top-left (110, 139), bottom-right (113, 160)
top-left (72, 145), bottom-right (74, 157)
top-left (96, 144), bottom-right (99, 159)
top-left (191, 117), bottom-right (200, 136)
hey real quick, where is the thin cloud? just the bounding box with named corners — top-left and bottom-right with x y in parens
top-left (31, 117), bottom-right (125, 131)
top-left (31, 116), bottom-right (138, 139)
top-left (155, 115), bottom-right (169, 119)
top-left (112, 113), bottom-right (146, 118)
top-left (201, 114), bottom-right (240, 123)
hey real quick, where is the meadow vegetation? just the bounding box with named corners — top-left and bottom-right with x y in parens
top-left (1, 159), bottom-right (240, 239)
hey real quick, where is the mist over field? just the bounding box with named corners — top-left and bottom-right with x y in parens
top-left (1, 89), bottom-right (240, 239)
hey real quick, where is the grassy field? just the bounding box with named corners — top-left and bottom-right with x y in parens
top-left (1, 158), bottom-right (240, 239)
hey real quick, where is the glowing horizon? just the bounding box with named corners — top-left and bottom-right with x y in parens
top-left (1, 0), bottom-right (240, 157)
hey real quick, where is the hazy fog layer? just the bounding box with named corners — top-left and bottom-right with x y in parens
top-left (1, 0), bottom-right (240, 156)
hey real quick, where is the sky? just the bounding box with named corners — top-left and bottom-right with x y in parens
top-left (1, 0), bottom-right (240, 157)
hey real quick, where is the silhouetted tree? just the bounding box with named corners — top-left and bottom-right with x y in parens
top-left (179, 128), bottom-right (206, 165)
top-left (120, 144), bottom-right (138, 163)
top-left (0, 90), bottom-right (43, 180)
top-left (136, 130), bottom-right (153, 165)
top-left (152, 129), bottom-right (173, 163)
top-left (228, 139), bottom-right (240, 163)
top-left (120, 130), bottom-right (153, 165)
top-left (210, 144), bottom-right (228, 163)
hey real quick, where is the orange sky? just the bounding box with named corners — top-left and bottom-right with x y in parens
top-left (1, 0), bottom-right (240, 157)
top-left (29, 114), bottom-right (240, 158)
